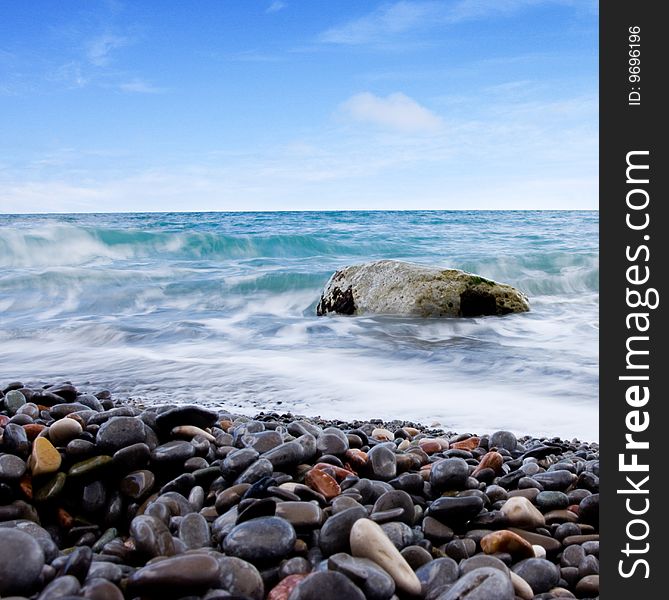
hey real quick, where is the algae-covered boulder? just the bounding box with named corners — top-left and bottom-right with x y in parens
top-left (316, 260), bottom-right (529, 317)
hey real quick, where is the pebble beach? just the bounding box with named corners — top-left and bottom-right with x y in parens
top-left (0, 381), bottom-right (599, 600)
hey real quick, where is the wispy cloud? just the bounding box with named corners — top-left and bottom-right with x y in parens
top-left (266, 1), bottom-right (287, 14)
top-left (319, 1), bottom-right (587, 45)
top-left (340, 92), bottom-right (443, 133)
top-left (118, 78), bottom-right (166, 94)
top-left (86, 33), bottom-right (129, 66)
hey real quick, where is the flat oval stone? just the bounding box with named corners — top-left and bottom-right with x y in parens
top-left (127, 554), bottom-right (220, 593)
top-left (81, 578), bottom-right (124, 600)
top-left (430, 458), bottom-right (469, 491)
top-left (437, 566), bottom-right (514, 600)
top-left (319, 506), bottom-right (368, 556)
top-left (31, 437), bottom-right (62, 477)
top-left (48, 417), bottom-right (83, 446)
top-left (288, 571), bottom-right (366, 600)
top-left (68, 455), bottom-right (113, 479)
top-left (532, 470), bottom-right (576, 491)
top-left (372, 490), bottom-right (415, 526)
top-left (96, 416), bottom-right (146, 453)
top-left (151, 440), bottom-right (196, 463)
top-left (489, 431), bottom-right (517, 452)
top-left (178, 512), bottom-right (210, 549)
top-left (223, 516), bottom-right (296, 564)
top-left (38, 574), bottom-right (81, 598)
top-left (214, 555), bottom-right (265, 600)
top-left (427, 496), bottom-right (484, 526)
top-left (275, 501), bottom-right (323, 528)
top-left (130, 515), bottom-right (176, 558)
top-left (499, 496), bottom-right (545, 529)
top-left (535, 491), bottom-right (569, 511)
top-left (35, 472), bottom-right (67, 502)
top-left (0, 454), bottom-right (26, 481)
top-left (112, 443), bottom-right (150, 472)
top-left (460, 554), bottom-right (509, 576)
top-left (368, 444), bottom-right (397, 480)
top-left (4, 389), bottom-right (26, 415)
top-left (350, 518), bottom-right (421, 595)
top-left (263, 441), bottom-right (305, 470)
top-left (0, 528), bottom-right (45, 595)
top-left (511, 558), bottom-right (560, 594)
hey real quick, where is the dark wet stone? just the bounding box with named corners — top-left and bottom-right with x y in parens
top-left (4, 389), bottom-right (26, 414)
top-left (0, 453), bottom-right (26, 480)
top-left (460, 554), bottom-right (508, 576)
top-left (263, 441), bottom-right (305, 470)
top-left (288, 571), bottom-right (366, 600)
top-left (317, 430), bottom-right (349, 455)
top-left (120, 470), bottom-right (155, 500)
top-left (68, 455), bottom-right (113, 479)
top-left (579, 493), bottom-right (599, 527)
top-left (81, 480), bottom-right (107, 513)
top-left (575, 574), bottom-right (599, 597)
top-left (367, 444), bottom-right (397, 480)
top-left (223, 516), bottom-right (296, 564)
top-left (59, 545), bottom-right (92, 582)
top-left (489, 431), bottom-right (517, 452)
top-left (436, 566), bottom-right (514, 600)
top-left (151, 440), bottom-right (196, 464)
top-left (65, 439), bottom-right (96, 459)
top-left (0, 520), bottom-right (59, 562)
top-left (0, 528), bottom-right (45, 595)
top-left (578, 554), bottom-right (599, 578)
top-left (561, 544), bottom-right (586, 568)
top-left (160, 472), bottom-right (196, 495)
top-left (401, 545), bottom-right (433, 570)
top-left (380, 521), bottom-right (414, 549)
top-left (372, 489), bottom-right (415, 526)
top-left (416, 556), bottom-right (459, 595)
top-left (531, 470), bottom-right (577, 491)
top-left (430, 458), bottom-right (469, 491)
top-left (422, 516), bottom-right (454, 543)
top-left (37, 574), bottom-right (81, 599)
top-left (127, 554), bottom-right (220, 594)
top-left (81, 578), bottom-right (124, 600)
top-left (389, 472), bottom-right (424, 494)
top-left (87, 561), bottom-right (123, 583)
top-left (427, 496), bottom-right (484, 526)
top-left (211, 555), bottom-right (265, 600)
top-left (2, 423), bottom-right (31, 456)
top-left (235, 458), bottom-right (273, 485)
top-left (443, 538), bottom-right (476, 561)
top-left (535, 491), bottom-right (569, 511)
top-left (328, 553), bottom-right (395, 600)
top-left (554, 522), bottom-right (581, 541)
top-left (223, 447), bottom-right (260, 474)
top-left (112, 443), bottom-right (150, 472)
top-left (178, 512), bottom-right (210, 549)
top-left (319, 506), bottom-right (368, 556)
top-left (155, 405), bottom-right (218, 432)
top-left (130, 515), bottom-right (176, 558)
top-left (511, 558), bottom-right (560, 594)
top-left (251, 430), bottom-right (284, 453)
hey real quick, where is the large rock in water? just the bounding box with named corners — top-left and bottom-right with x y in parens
top-left (317, 260), bottom-right (529, 317)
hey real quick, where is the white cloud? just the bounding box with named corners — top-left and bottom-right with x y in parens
top-left (319, 1), bottom-right (437, 44)
top-left (340, 92), bottom-right (443, 133)
top-left (86, 34), bottom-right (129, 66)
top-left (266, 1), bottom-right (287, 14)
top-left (118, 79), bottom-right (166, 94)
top-left (319, 1), bottom-right (589, 45)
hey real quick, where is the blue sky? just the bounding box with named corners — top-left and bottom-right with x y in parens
top-left (0, 0), bottom-right (598, 212)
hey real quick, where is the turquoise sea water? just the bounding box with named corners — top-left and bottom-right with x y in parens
top-left (0, 211), bottom-right (598, 439)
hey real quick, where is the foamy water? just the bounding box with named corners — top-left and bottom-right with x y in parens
top-left (0, 211), bottom-right (598, 439)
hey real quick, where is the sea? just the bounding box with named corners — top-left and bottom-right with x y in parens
top-left (0, 211), bottom-right (599, 440)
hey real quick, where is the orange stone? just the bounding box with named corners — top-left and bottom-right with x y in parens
top-left (19, 473), bottom-right (33, 500)
top-left (23, 423), bottom-right (47, 440)
top-left (472, 451), bottom-right (504, 476)
top-left (345, 449), bottom-right (368, 469)
top-left (419, 439), bottom-right (444, 454)
top-left (268, 574), bottom-right (309, 600)
top-left (480, 530), bottom-right (535, 559)
top-left (451, 437), bottom-right (480, 451)
top-left (305, 468), bottom-right (340, 500)
top-left (312, 463), bottom-right (355, 481)
top-left (57, 507), bottom-right (74, 529)
top-left (31, 437), bottom-right (62, 477)
top-left (0, 415), bottom-right (9, 427)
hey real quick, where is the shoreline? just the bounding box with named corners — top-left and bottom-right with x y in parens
top-left (1, 382), bottom-right (599, 599)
